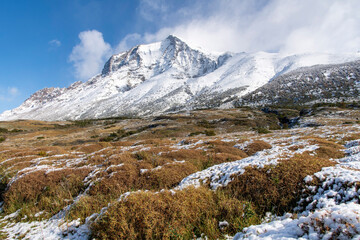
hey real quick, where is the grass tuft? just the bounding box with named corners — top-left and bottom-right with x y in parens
top-left (243, 140), bottom-right (272, 156)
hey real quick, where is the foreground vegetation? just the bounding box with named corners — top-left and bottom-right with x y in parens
top-left (0, 106), bottom-right (359, 239)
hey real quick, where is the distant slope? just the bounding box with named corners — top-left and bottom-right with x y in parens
top-left (238, 60), bottom-right (360, 107)
top-left (1, 35), bottom-right (360, 121)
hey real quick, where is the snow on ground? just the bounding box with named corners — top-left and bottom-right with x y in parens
top-left (177, 146), bottom-right (281, 190)
top-left (177, 136), bottom-right (318, 190)
top-left (0, 216), bottom-right (90, 240)
top-left (234, 139), bottom-right (360, 239)
top-left (1, 126), bottom-right (360, 239)
top-left (234, 203), bottom-right (360, 240)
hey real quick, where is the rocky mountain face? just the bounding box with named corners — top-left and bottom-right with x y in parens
top-left (239, 61), bottom-right (360, 107)
top-left (1, 35), bottom-right (360, 121)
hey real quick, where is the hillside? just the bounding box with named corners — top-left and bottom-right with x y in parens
top-left (239, 60), bottom-right (360, 107)
top-left (1, 107), bottom-right (360, 239)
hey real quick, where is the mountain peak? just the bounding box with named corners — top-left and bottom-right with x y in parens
top-left (161, 35), bottom-right (187, 50)
top-left (164, 34), bottom-right (182, 43)
top-left (102, 34), bottom-right (213, 76)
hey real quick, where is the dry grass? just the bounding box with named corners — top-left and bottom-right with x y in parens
top-left (86, 160), bottom-right (198, 201)
top-left (304, 137), bottom-right (345, 159)
top-left (91, 187), bottom-right (260, 239)
top-left (222, 154), bottom-right (336, 215)
top-left (88, 164), bottom-right (138, 197)
top-left (76, 143), bottom-right (112, 154)
top-left (163, 149), bottom-right (209, 170)
top-left (243, 140), bottom-right (272, 156)
top-left (0, 108), bottom-right (359, 238)
top-left (342, 133), bottom-right (360, 142)
top-left (3, 168), bottom-right (92, 218)
top-left (163, 141), bottom-right (248, 171)
top-left (139, 162), bottom-right (198, 190)
top-left (68, 158), bottom-right (199, 222)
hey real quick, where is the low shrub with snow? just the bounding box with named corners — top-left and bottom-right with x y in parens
top-left (234, 203), bottom-right (360, 240)
top-left (91, 187), bottom-right (260, 239)
top-left (223, 154), bottom-right (335, 215)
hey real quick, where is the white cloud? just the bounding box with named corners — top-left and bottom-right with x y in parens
top-left (49, 39), bottom-right (61, 48)
top-left (115, 33), bottom-right (142, 53)
top-left (68, 0), bottom-right (360, 82)
top-left (69, 30), bottom-right (112, 80)
top-left (0, 87), bottom-right (19, 102)
top-left (139, 0), bottom-right (168, 22)
top-left (8, 87), bottom-right (19, 96)
top-left (135, 0), bottom-right (360, 54)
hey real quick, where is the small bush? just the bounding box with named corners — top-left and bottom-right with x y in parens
top-left (0, 136), bottom-right (5, 143)
top-left (0, 169), bottom-right (10, 202)
top-left (0, 127), bottom-right (8, 133)
top-left (255, 127), bottom-right (272, 134)
top-left (189, 131), bottom-right (202, 136)
top-left (73, 120), bottom-right (94, 127)
top-left (197, 120), bottom-right (215, 129)
top-left (10, 128), bottom-right (23, 133)
top-left (204, 130), bottom-right (216, 136)
top-left (38, 151), bottom-right (47, 157)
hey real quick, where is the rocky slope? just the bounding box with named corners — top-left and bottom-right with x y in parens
top-left (1, 35), bottom-right (360, 121)
top-left (239, 60), bottom-right (360, 107)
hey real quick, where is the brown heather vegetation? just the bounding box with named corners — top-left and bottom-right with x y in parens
top-left (91, 187), bottom-right (260, 240)
top-left (242, 140), bottom-right (272, 156)
top-left (3, 168), bottom-right (92, 219)
top-left (342, 133), bottom-right (360, 142)
top-left (303, 137), bottom-right (345, 159)
top-left (222, 153), bottom-right (336, 215)
top-left (0, 107), bottom-right (359, 238)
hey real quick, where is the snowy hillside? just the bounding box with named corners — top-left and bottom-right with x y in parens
top-left (1, 108), bottom-right (360, 239)
top-left (239, 60), bottom-right (360, 106)
top-left (1, 35), bottom-right (360, 121)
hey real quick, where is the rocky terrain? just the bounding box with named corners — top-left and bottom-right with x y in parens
top-left (239, 60), bottom-right (360, 107)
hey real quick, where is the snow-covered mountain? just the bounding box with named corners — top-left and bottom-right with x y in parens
top-left (1, 35), bottom-right (360, 121)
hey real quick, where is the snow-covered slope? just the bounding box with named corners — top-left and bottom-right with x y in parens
top-left (239, 60), bottom-right (360, 106)
top-left (1, 35), bottom-right (360, 121)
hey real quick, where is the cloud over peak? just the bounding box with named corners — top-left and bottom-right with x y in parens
top-left (136, 0), bottom-right (360, 54)
top-left (69, 30), bottom-right (112, 81)
top-left (68, 0), bottom-right (360, 81)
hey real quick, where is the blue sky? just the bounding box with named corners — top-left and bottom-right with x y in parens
top-left (0, 0), bottom-right (154, 113)
top-left (0, 0), bottom-right (359, 113)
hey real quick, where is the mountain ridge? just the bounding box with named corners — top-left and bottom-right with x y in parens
top-left (239, 60), bottom-right (360, 107)
top-left (1, 35), bottom-right (360, 121)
